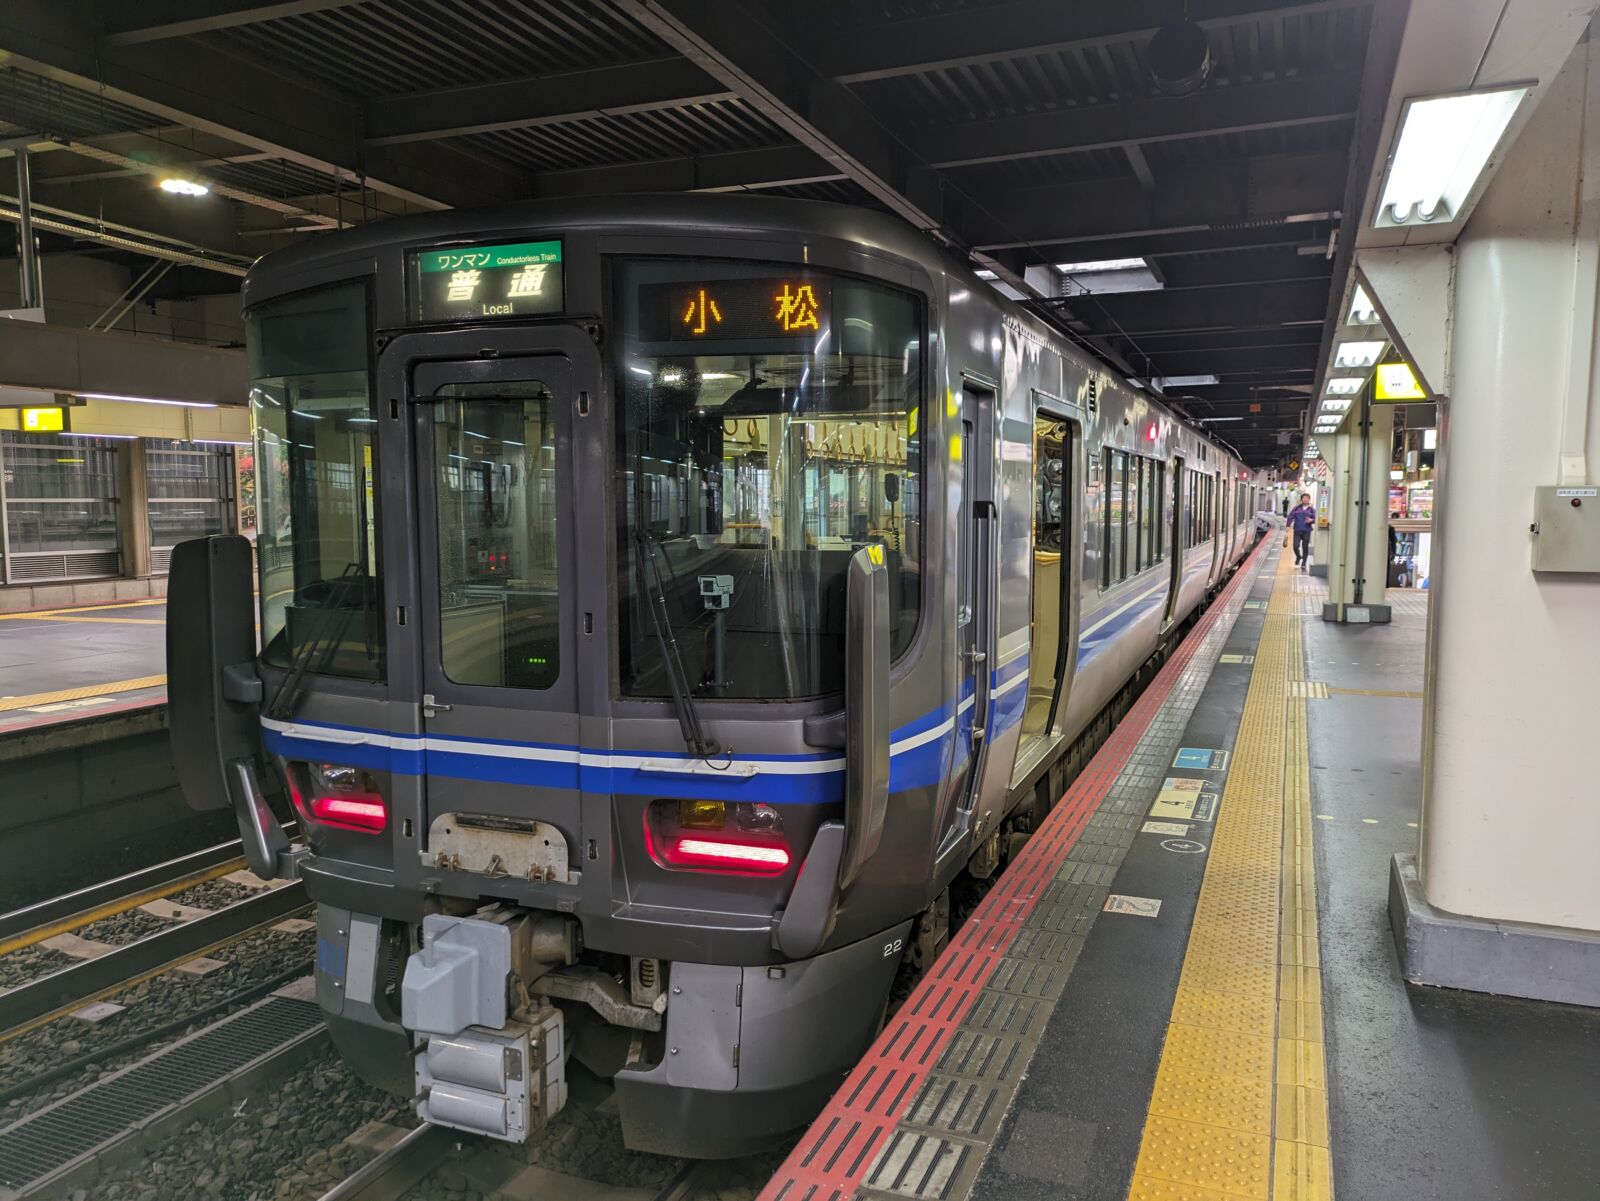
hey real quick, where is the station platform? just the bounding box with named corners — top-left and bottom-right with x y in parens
top-left (0, 598), bottom-right (168, 736)
top-left (762, 544), bottom-right (1600, 1201)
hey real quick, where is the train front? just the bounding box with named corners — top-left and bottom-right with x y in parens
top-left (170, 211), bottom-right (954, 1158)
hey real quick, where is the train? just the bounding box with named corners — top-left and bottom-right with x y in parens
top-left (168, 194), bottom-right (1262, 1159)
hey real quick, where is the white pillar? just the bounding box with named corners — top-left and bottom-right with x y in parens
top-left (1415, 43), bottom-right (1600, 940)
top-left (1323, 403), bottom-right (1392, 620)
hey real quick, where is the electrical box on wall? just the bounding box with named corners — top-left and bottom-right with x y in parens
top-left (1531, 486), bottom-right (1600, 572)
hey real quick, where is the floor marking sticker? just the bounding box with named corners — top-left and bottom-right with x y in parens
top-left (1104, 894), bottom-right (1163, 917)
top-left (1150, 777), bottom-right (1221, 822)
top-left (1160, 838), bottom-right (1207, 854)
top-left (1173, 747), bottom-right (1231, 771)
top-left (1243, 600), bottom-right (1264, 608)
top-left (1219, 653), bottom-right (1256, 664)
top-left (1142, 820), bottom-right (1190, 836)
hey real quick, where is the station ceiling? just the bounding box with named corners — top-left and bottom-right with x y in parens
top-left (0, 0), bottom-right (1403, 465)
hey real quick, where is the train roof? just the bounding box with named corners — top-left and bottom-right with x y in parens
top-left (244, 192), bottom-right (1243, 470)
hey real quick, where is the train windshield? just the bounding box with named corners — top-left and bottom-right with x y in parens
top-left (614, 260), bottom-right (922, 701)
top-left (247, 281), bottom-right (384, 680)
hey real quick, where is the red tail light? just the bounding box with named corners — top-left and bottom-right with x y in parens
top-left (645, 799), bottom-right (790, 875)
top-left (665, 836), bottom-right (790, 872)
top-left (288, 762), bottom-right (388, 834)
top-left (310, 794), bottom-right (387, 833)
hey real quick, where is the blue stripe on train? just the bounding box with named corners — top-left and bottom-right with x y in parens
top-left (261, 656), bottom-right (1029, 805)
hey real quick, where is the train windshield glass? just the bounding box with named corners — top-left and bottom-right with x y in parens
top-left (247, 281), bottom-right (384, 680)
top-left (614, 259), bottom-right (922, 701)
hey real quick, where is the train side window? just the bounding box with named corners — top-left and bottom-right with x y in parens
top-left (1105, 450), bottom-right (1127, 585)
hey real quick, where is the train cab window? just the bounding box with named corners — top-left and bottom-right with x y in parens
top-left (248, 281), bottom-right (384, 680)
top-left (613, 260), bottom-right (922, 700)
top-left (429, 382), bottom-right (560, 689)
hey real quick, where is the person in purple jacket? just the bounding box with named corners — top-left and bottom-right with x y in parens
top-left (1289, 492), bottom-right (1316, 569)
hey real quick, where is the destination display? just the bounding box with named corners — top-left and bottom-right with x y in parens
top-left (411, 239), bottom-right (564, 323)
top-left (637, 276), bottom-right (832, 343)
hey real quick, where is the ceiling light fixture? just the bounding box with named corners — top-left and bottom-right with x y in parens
top-left (1348, 285), bottom-right (1379, 325)
top-left (159, 177), bottom-right (210, 197)
top-left (1054, 256), bottom-right (1147, 274)
top-left (1375, 85), bottom-right (1532, 227)
top-left (1320, 397), bottom-right (1353, 414)
top-left (1325, 377), bottom-right (1364, 396)
top-left (1333, 340), bottom-right (1385, 369)
top-left (76, 391), bottom-right (217, 408)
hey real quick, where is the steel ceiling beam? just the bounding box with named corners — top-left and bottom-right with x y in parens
top-left (100, 0), bottom-right (368, 46)
top-left (529, 145), bottom-right (846, 199)
top-left (923, 72), bottom-right (1360, 169)
top-left (0, 2), bottom-right (526, 209)
top-left (969, 151), bottom-right (1347, 249)
top-left (365, 59), bottom-right (735, 145)
top-left (816, 0), bottom-right (1377, 85)
top-left (614, 0), bottom-right (947, 237)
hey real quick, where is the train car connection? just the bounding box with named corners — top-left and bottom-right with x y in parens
top-left (167, 194), bottom-right (1262, 1158)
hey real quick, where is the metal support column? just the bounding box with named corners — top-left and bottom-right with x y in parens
top-left (14, 147), bottom-right (42, 312)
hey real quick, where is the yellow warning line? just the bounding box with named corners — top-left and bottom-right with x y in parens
top-left (1325, 686), bottom-right (1423, 700)
top-left (0, 674), bottom-right (167, 712)
top-left (1128, 549), bottom-right (1332, 1201)
top-left (8, 615), bottom-right (166, 625)
top-left (0, 599), bottom-right (166, 620)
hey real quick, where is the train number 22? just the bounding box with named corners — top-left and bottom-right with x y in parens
top-left (883, 937), bottom-right (904, 958)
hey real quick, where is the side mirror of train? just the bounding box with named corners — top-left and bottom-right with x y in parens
top-left (168, 536), bottom-right (290, 877)
top-left (838, 543), bottom-right (891, 889)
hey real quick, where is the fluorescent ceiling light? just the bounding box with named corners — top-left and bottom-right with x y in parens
top-left (1153, 374), bottom-right (1219, 388)
top-left (1054, 256), bottom-right (1146, 274)
top-left (974, 269), bottom-right (998, 280)
top-left (76, 391), bottom-right (217, 409)
top-left (1348, 285), bottom-right (1379, 325)
top-left (1198, 416), bottom-right (1243, 422)
top-left (1333, 340), bottom-right (1385, 369)
top-left (61, 431), bottom-right (137, 440)
top-left (194, 439), bottom-right (250, 446)
top-left (159, 177), bottom-right (209, 197)
top-left (1375, 85), bottom-right (1531, 227)
top-left (1325, 377), bottom-right (1364, 396)
top-left (1320, 397), bottom-right (1352, 413)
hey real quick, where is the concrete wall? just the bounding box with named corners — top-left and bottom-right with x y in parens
top-left (1419, 44), bottom-right (1600, 930)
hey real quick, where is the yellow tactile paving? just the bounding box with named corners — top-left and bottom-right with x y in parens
top-left (1128, 549), bottom-right (1334, 1201)
top-left (0, 674), bottom-right (167, 712)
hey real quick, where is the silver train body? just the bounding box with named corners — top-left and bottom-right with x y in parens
top-left (170, 195), bottom-right (1259, 1159)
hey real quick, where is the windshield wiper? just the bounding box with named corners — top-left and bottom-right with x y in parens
top-left (267, 562), bottom-right (372, 720)
top-left (633, 528), bottom-right (721, 759)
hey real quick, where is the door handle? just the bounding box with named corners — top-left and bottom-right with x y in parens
top-left (422, 693), bottom-right (453, 718)
top-left (967, 649), bottom-right (987, 666)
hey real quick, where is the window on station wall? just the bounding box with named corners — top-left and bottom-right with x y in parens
top-left (146, 440), bottom-right (237, 565)
top-left (0, 432), bottom-right (123, 582)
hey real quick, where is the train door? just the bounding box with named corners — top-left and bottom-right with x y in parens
top-left (1162, 455), bottom-right (1185, 625)
top-left (1015, 405), bottom-right (1080, 774)
top-left (384, 325), bottom-right (603, 873)
top-left (953, 376), bottom-right (1004, 835)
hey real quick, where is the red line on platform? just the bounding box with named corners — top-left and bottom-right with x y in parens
top-left (760, 541), bottom-right (1268, 1201)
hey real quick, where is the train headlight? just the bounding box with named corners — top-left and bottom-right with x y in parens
top-left (644, 799), bottom-right (789, 875)
top-left (287, 761), bottom-right (388, 834)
